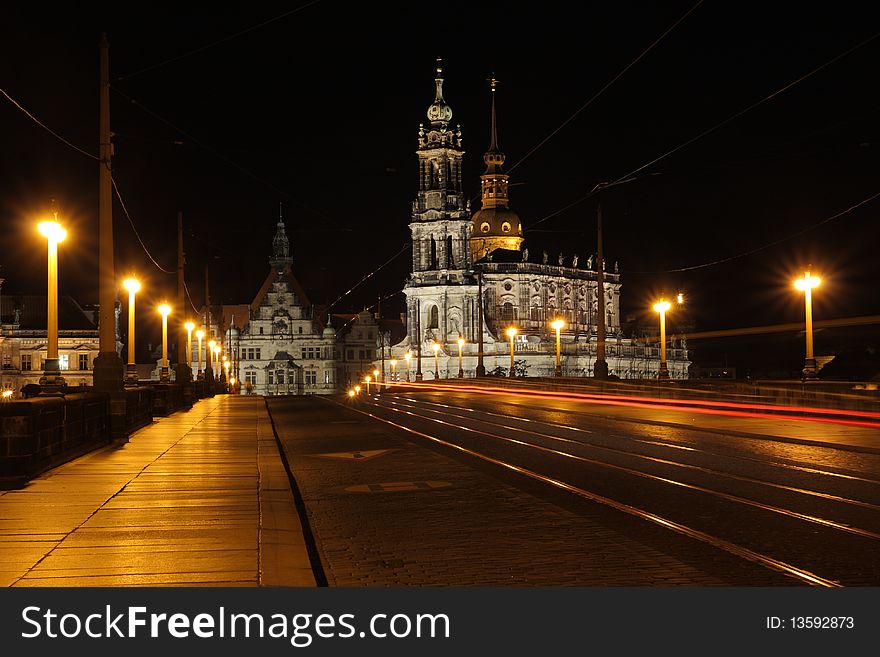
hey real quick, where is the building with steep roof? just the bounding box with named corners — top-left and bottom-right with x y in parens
top-left (0, 283), bottom-right (105, 393)
top-left (390, 64), bottom-right (689, 380)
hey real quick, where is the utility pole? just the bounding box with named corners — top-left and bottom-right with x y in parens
top-left (378, 294), bottom-right (384, 392)
top-left (476, 268), bottom-right (485, 376)
top-left (204, 265), bottom-right (213, 383)
top-left (415, 305), bottom-right (423, 381)
top-left (594, 203), bottom-right (608, 380)
top-left (174, 211), bottom-right (192, 392)
top-left (93, 33), bottom-right (124, 391)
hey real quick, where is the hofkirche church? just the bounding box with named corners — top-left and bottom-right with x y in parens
top-left (389, 62), bottom-right (690, 380)
top-left (205, 61), bottom-right (689, 394)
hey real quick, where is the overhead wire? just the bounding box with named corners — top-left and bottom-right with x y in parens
top-left (332, 288), bottom-right (404, 337)
top-left (0, 85), bottom-right (99, 161)
top-left (526, 27), bottom-right (880, 231)
top-left (625, 188), bottom-right (880, 274)
top-left (115, 0), bottom-right (324, 81)
top-left (111, 177), bottom-right (176, 275)
top-left (324, 243), bottom-right (411, 314)
top-left (507, 0), bottom-right (705, 175)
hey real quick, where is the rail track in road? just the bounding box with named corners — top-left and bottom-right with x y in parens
top-left (331, 392), bottom-right (880, 587)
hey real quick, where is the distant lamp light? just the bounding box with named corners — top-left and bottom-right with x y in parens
top-left (348, 389), bottom-right (356, 398)
top-left (676, 293), bottom-right (684, 305)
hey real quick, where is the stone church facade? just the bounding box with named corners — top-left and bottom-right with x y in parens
top-left (389, 63), bottom-right (689, 380)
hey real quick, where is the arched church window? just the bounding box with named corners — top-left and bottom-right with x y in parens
top-left (446, 235), bottom-right (454, 268)
top-left (501, 222), bottom-right (511, 233)
top-left (480, 222), bottom-right (490, 233)
top-left (427, 305), bottom-right (439, 329)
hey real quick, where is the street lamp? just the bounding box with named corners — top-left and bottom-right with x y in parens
top-left (123, 277), bottom-right (141, 385)
top-left (354, 385), bottom-right (361, 395)
top-left (195, 329), bottom-right (205, 380)
top-left (158, 304), bottom-right (171, 382)
top-left (390, 358), bottom-right (397, 382)
top-left (551, 319), bottom-right (565, 377)
top-left (795, 269), bottom-right (821, 380)
top-left (432, 342), bottom-right (440, 379)
top-left (506, 327), bottom-right (517, 378)
top-left (457, 337), bottom-right (465, 378)
top-left (404, 351), bottom-right (412, 382)
top-left (224, 359), bottom-right (230, 386)
top-left (38, 219), bottom-right (67, 386)
top-left (184, 321), bottom-right (195, 381)
top-left (365, 375), bottom-right (371, 394)
top-left (207, 339), bottom-right (216, 382)
top-left (373, 368), bottom-right (380, 392)
top-left (653, 300), bottom-right (671, 379)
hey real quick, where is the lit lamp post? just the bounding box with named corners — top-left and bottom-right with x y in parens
top-left (432, 342), bottom-right (440, 380)
top-left (158, 304), bottom-right (171, 382)
top-left (404, 351), bottom-right (412, 382)
top-left (213, 344), bottom-right (221, 381)
top-left (653, 300), bottom-right (671, 379)
top-left (795, 270), bottom-right (821, 381)
top-left (195, 329), bottom-right (205, 380)
top-left (506, 327), bottom-right (517, 378)
top-left (365, 375), bottom-right (371, 394)
top-left (223, 359), bottom-right (230, 387)
top-left (122, 277), bottom-right (141, 385)
top-left (390, 358), bottom-right (397, 383)
top-left (207, 339), bottom-right (216, 382)
top-left (184, 321), bottom-right (195, 381)
top-left (38, 219), bottom-right (67, 386)
top-left (551, 319), bottom-right (564, 377)
top-left (457, 337), bottom-right (465, 378)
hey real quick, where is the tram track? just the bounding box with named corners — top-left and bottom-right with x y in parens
top-left (326, 396), bottom-right (843, 587)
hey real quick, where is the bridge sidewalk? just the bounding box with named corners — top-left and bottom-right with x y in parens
top-left (0, 395), bottom-right (315, 587)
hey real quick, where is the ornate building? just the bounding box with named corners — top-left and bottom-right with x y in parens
top-left (390, 63), bottom-right (689, 380)
top-left (203, 216), bottom-right (338, 395)
top-left (0, 285), bottom-right (102, 394)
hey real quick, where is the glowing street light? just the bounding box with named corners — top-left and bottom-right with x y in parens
top-left (432, 342), bottom-right (441, 380)
top-left (348, 389), bottom-right (356, 398)
top-left (365, 375), bottom-right (371, 394)
top-left (207, 339), bottom-right (216, 382)
top-left (195, 329), bottom-right (205, 380)
top-left (551, 319), bottom-right (565, 377)
top-left (653, 300), bottom-right (672, 380)
top-left (354, 385), bottom-right (361, 395)
top-left (123, 278), bottom-right (141, 385)
top-left (373, 368), bottom-right (380, 391)
top-left (404, 351), bottom-right (412, 383)
top-left (158, 304), bottom-right (172, 382)
top-left (223, 359), bottom-right (231, 385)
top-left (457, 337), bottom-right (465, 378)
top-left (795, 269), bottom-right (821, 380)
top-left (390, 358), bottom-right (397, 382)
top-left (184, 321), bottom-right (195, 380)
top-left (38, 219), bottom-right (67, 385)
top-left (506, 327), bottom-right (518, 378)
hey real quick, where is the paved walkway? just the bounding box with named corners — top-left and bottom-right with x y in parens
top-left (0, 395), bottom-right (314, 587)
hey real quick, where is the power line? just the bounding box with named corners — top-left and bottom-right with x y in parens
top-left (324, 243), bottom-right (410, 314)
top-left (526, 28), bottom-right (880, 231)
top-left (625, 188), bottom-right (880, 274)
top-left (0, 85), bottom-right (99, 161)
top-left (112, 177), bottom-right (176, 275)
top-left (115, 1), bottom-right (324, 81)
top-left (332, 288), bottom-right (404, 337)
top-left (182, 279), bottom-right (201, 316)
top-left (507, 0), bottom-right (704, 175)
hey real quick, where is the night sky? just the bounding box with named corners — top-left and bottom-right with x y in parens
top-left (2, 2), bottom-right (879, 374)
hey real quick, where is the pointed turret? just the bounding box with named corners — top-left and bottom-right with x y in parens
top-left (270, 204), bottom-right (292, 272)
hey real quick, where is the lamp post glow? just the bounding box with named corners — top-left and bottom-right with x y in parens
top-left (195, 330), bottom-right (205, 380)
top-left (122, 278), bottom-right (141, 385)
top-left (432, 342), bottom-right (440, 379)
top-left (207, 339), bottom-right (216, 382)
top-left (224, 359), bottom-right (230, 386)
top-left (457, 337), bottom-right (465, 378)
top-left (653, 300), bottom-right (671, 379)
top-left (404, 351), bottom-right (412, 382)
top-left (184, 321), bottom-right (195, 381)
top-left (390, 358), bottom-right (397, 382)
top-left (38, 220), bottom-right (67, 385)
top-left (506, 327), bottom-right (517, 378)
top-left (795, 270), bottom-right (821, 380)
top-left (158, 304), bottom-right (171, 382)
top-left (551, 319), bottom-right (564, 377)
top-left (365, 375), bottom-right (371, 394)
